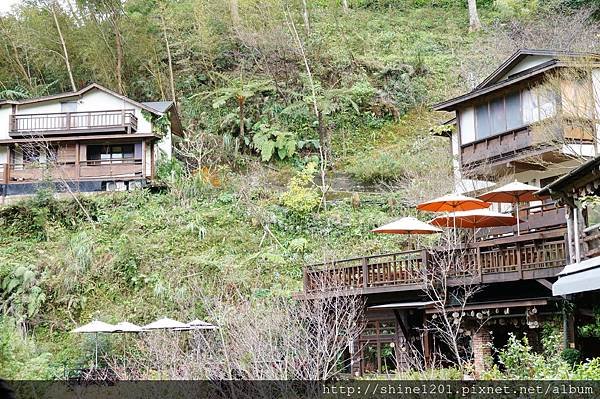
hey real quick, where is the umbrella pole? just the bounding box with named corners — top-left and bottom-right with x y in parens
top-left (516, 201), bottom-right (520, 236)
top-left (95, 332), bottom-right (98, 369)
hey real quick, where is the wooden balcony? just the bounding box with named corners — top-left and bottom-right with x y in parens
top-left (460, 126), bottom-right (554, 171)
top-left (304, 230), bottom-right (567, 294)
top-left (9, 110), bottom-right (138, 137)
top-left (1, 159), bottom-right (144, 184)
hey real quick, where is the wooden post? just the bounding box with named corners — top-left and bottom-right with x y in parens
top-left (476, 246), bottom-right (482, 283)
top-left (65, 112), bottom-right (71, 130)
top-left (362, 256), bottom-right (368, 288)
top-left (421, 249), bottom-right (428, 286)
top-left (303, 267), bottom-right (309, 292)
top-left (422, 312), bottom-right (430, 367)
top-left (75, 142), bottom-right (80, 180)
top-left (141, 139), bottom-right (146, 178)
top-left (566, 206), bottom-right (575, 264)
top-left (516, 242), bottom-right (523, 279)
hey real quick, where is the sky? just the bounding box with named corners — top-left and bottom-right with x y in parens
top-left (0, 0), bottom-right (22, 14)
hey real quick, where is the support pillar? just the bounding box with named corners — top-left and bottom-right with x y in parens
top-left (472, 327), bottom-right (491, 375)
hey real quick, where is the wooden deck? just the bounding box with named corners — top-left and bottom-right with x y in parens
top-left (9, 110), bottom-right (138, 137)
top-left (303, 228), bottom-right (567, 295)
top-left (1, 159), bottom-right (144, 184)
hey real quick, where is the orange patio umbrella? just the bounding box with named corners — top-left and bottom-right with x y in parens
top-left (478, 181), bottom-right (541, 235)
top-left (417, 193), bottom-right (491, 241)
top-left (430, 209), bottom-right (520, 229)
top-left (417, 193), bottom-right (491, 213)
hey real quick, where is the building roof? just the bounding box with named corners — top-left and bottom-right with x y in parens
top-left (0, 83), bottom-right (171, 116)
top-left (536, 155), bottom-right (600, 198)
top-left (433, 49), bottom-right (600, 112)
top-left (142, 101), bottom-right (174, 113)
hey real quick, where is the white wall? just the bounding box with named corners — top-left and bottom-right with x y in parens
top-left (0, 106), bottom-right (11, 140)
top-left (458, 107), bottom-right (475, 145)
top-left (0, 145), bottom-right (7, 164)
top-left (499, 55), bottom-right (553, 81)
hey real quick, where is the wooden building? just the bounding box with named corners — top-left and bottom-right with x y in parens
top-left (300, 50), bottom-right (600, 375)
top-left (0, 83), bottom-right (182, 200)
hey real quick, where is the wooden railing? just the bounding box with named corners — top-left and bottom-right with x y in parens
top-left (460, 126), bottom-right (551, 169)
top-left (476, 202), bottom-right (566, 239)
top-left (2, 159), bottom-right (143, 183)
top-left (304, 230), bottom-right (567, 293)
top-left (9, 110), bottom-right (138, 136)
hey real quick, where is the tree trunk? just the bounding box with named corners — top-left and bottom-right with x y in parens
top-left (467, 0), bottom-right (481, 32)
top-left (342, 0), bottom-right (349, 13)
top-left (230, 0), bottom-right (241, 32)
top-left (159, 12), bottom-right (176, 106)
top-left (302, 0), bottom-right (310, 35)
top-left (238, 96), bottom-right (245, 148)
top-left (51, 2), bottom-right (77, 92)
top-left (114, 23), bottom-right (124, 94)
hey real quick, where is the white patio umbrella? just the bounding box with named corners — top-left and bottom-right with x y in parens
top-left (113, 322), bottom-right (144, 333)
top-left (71, 320), bottom-right (116, 368)
top-left (182, 319), bottom-right (218, 330)
top-left (142, 317), bottom-right (188, 331)
top-left (372, 216), bottom-right (442, 249)
top-left (371, 217), bottom-right (443, 235)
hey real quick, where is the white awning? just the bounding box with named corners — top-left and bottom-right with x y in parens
top-left (553, 256), bottom-right (600, 296)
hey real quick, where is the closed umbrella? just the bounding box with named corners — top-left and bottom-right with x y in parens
top-left (417, 194), bottom-right (491, 241)
top-left (71, 320), bottom-right (116, 368)
top-left (478, 181), bottom-right (540, 235)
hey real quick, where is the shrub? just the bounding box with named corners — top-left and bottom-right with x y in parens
top-left (280, 162), bottom-right (321, 215)
top-left (0, 317), bottom-right (56, 379)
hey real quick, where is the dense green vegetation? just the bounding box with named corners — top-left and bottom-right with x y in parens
top-left (1, 0), bottom-right (599, 379)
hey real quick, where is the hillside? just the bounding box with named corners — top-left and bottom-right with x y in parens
top-left (1, 0), bottom-right (599, 379)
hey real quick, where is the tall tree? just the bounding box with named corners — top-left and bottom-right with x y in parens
top-left (342, 0), bottom-right (349, 13)
top-left (302, 0), bottom-right (310, 35)
top-left (468, 0), bottom-right (481, 32)
top-left (49, 1), bottom-right (77, 92)
top-left (229, 0), bottom-right (241, 32)
top-left (158, 4), bottom-right (176, 105)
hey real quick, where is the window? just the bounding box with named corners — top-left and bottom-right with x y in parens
top-left (490, 97), bottom-right (506, 134)
top-left (474, 86), bottom-right (556, 140)
top-left (506, 92), bottom-right (522, 129)
top-left (87, 144), bottom-right (135, 164)
top-left (21, 145), bottom-right (56, 164)
top-left (475, 103), bottom-right (491, 139)
top-left (60, 101), bottom-right (77, 113)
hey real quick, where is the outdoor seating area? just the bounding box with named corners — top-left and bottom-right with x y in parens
top-left (71, 318), bottom-right (218, 372)
top-left (304, 181), bottom-right (567, 294)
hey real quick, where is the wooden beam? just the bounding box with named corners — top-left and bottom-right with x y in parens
top-left (535, 278), bottom-right (553, 290)
top-left (425, 298), bottom-right (549, 314)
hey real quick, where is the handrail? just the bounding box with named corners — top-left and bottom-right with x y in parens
top-left (9, 110), bottom-right (138, 134)
top-left (303, 227), bottom-right (567, 293)
top-left (12, 109), bottom-right (136, 117)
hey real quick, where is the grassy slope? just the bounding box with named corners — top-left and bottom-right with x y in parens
top-left (0, 3), bottom-right (493, 377)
